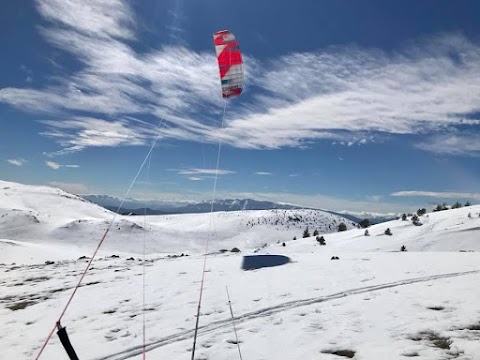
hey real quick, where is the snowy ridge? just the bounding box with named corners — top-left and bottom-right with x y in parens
top-left (0, 180), bottom-right (355, 256)
top-left (280, 204), bottom-right (480, 253)
top-left (0, 180), bottom-right (112, 222)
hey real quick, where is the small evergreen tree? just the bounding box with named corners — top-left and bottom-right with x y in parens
top-left (434, 203), bottom-right (448, 212)
top-left (468, 212), bottom-right (472, 219)
top-left (359, 219), bottom-right (370, 228)
top-left (316, 236), bottom-right (326, 245)
top-left (313, 229), bottom-right (319, 236)
top-left (417, 208), bottom-right (426, 216)
top-left (401, 213), bottom-right (407, 221)
top-left (364, 229), bottom-right (370, 236)
top-left (385, 228), bottom-right (392, 236)
top-left (302, 227), bottom-right (310, 238)
top-left (452, 201), bottom-right (462, 209)
top-left (401, 245), bottom-right (407, 252)
top-left (293, 236), bottom-right (297, 240)
top-left (338, 222), bottom-right (347, 232)
top-left (411, 214), bottom-right (422, 226)
top-left (465, 201), bottom-right (471, 207)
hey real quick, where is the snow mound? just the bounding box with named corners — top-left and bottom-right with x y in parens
top-left (280, 205), bottom-right (480, 253)
top-left (0, 180), bottom-right (112, 223)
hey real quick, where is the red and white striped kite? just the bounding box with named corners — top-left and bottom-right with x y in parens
top-left (213, 30), bottom-right (244, 99)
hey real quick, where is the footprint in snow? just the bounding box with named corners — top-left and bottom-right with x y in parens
top-left (225, 339), bottom-right (242, 344)
top-left (273, 318), bottom-right (283, 325)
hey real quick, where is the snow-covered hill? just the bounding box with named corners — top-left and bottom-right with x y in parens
top-left (277, 205), bottom-right (480, 253)
top-left (0, 180), bottom-right (112, 222)
top-left (0, 180), bottom-right (356, 258)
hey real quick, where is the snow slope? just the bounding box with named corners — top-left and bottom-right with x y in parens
top-left (0, 180), bottom-right (356, 257)
top-left (2, 252), bottom-right (480, 360)
top-left (2, 180), bottom-right (480, 360)
top-left (280, 205), bottom-right (480, 253)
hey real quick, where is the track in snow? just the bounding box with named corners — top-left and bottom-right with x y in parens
top-left (96, 269), bottom-right (480, 360)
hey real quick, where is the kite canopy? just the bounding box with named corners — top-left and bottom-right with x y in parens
top-left (213, 30), bottom-right (244, 99)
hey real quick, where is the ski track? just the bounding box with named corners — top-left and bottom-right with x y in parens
top-left (96, 269), bottom-right (480, 360)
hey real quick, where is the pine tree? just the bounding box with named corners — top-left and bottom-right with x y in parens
top-left (316, 236), bottom-right (326, 245)
top-left (452, 201), bottom-right (462, 209)
top-left (434, 204), bottom-right (448, 212)
top-left (302, 227), bottom-right (310, 238)
top-left (359, 219), bottom-right (370, 228)
top-left (313, 229), bottom-right (319, 236)
top-left (385, 228), bottom-right (392, 236)
top-left (411, 214), bottom-right (422, 226)
top-left (402, 213), bottom-right (407, 221)
top-left (364, 229), bottom-right (370, 236)
top-left (417, 208), bottom-right (426, 216)
top-left (338, 222), bottom-right (347, 232)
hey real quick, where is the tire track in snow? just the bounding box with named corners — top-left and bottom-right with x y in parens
top-left (97, 269), bottom-right (480, 360)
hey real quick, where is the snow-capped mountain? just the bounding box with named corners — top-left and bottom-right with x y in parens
top-left (82, 195), bottom-right (302, 214)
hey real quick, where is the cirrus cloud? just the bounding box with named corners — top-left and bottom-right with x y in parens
top-left (0, 1), bottom-right (479, 155)
top-left (391, 190), bottom-right (480, 201)
top-left (45, 160), bottom-right (79, 169)
top-left (7, 158), bottom-right (27, 166)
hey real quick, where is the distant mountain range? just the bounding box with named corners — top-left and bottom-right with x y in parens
top-left (326, 210), bottom-right (398, 225)
top-left (82, 195), bottom-right (301, 215)
top-left (81, 194), bottom-right (396, 223)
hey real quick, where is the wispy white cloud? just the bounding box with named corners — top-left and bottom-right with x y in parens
top-left (49, 181), bottom-right (88, 194)
top-left (19, 65), bottom-right (33, 83)
top-left (223, 35), bottom-right (480, 149)
top-left (46, 161), bottom-right (61, 169)
top-left (176, 168), bottom-right (235, 176)
top-left (40, 117), bottom-right (153, 155)
top-left (7, 159), bottom-right (27, 166)
top-left (255, 171), bottom-right (273, 176)
top-left (0, 1), bottom-right (479, 154)
top-left (416, 133), bottom-right (480, 157)
top-left (169, 167), bottom-right (235, 181)
top-left (35, 0), bottom-right (135, 40)
top-left (45, 160), bottom-right (79, 169)
top-left (367, 195), bottom-right (384, 202)
top-left (391, 190), bottom-right (480, 200)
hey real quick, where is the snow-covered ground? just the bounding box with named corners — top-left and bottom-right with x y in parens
top-left (1, 180), bottom-right (480, 359)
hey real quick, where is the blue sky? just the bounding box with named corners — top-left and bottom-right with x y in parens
top-left (2, 0), bottom-right (480, 214)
